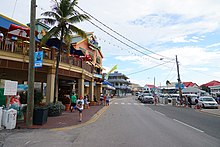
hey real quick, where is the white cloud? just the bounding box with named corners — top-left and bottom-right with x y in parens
top-left (207, 42), bottom-right (220, 48)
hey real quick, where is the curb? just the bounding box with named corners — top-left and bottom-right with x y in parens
top-left (50, 103), bottom-right (112, 131)
top-left (196, 109), bottom-right (220, 117)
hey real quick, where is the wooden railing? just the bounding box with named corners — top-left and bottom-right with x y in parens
top-left (0, 39), bottom-right (92, 73)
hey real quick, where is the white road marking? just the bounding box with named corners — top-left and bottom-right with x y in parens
top-left (114, 102), bottom-right (118, 104)
top-left (134, 103), bottom-right (138, 105)
top-left (127, 103), bottom-right (131, 105)
top-left (173, 119), bottom-right (204, 133)
top-left (121, 103), bottom-right (125, 105)
top-left (154, 111), bottom-right (165, 116)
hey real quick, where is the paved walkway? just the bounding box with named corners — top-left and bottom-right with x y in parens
top-left (16, 105), bottom-right (104, 129)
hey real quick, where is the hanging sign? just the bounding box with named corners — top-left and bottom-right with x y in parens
top-left (34, 51), bottom-right (43, 68)
top-left (4, 80), bottom-right (18, 96)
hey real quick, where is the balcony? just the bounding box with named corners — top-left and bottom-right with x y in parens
top-left (0, 39), bottom-right (92, 73)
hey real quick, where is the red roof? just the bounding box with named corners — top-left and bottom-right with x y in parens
top-left (145, 84), bottom-right (158, 89)
top-left (200, 80), bottom-right (220, 87)
top-left (183, 82), bottom-right (195, 87)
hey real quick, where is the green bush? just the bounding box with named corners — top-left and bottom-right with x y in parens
top-left (47, 101), bottom-right (65, 117)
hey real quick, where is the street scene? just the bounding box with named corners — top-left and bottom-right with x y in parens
top-left (0, 0), bottom-right (220, 147)
top-left (1, 95), bottom-right (220, 147)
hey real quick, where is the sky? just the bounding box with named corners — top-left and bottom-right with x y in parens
top-left (1, 0), bottom-right (220, 87)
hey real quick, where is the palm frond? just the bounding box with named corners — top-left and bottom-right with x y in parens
top-left (40, 26), bottom-right (61, 46)
top-left (41, 11), bottom-right (61, 20)
top-left (69, 24), bottom-right (87, 38)
top-left (38, 18), bottom-right (57, 26)
top-left (59, 0), bottom-right (71, 17)
top-left (68, 0), bottom-right (78, 13)
top-left (68, 13), bottom-right (90, 24)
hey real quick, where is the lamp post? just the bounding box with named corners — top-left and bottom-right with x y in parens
top-left (26, 0), bottom-right (36, 127)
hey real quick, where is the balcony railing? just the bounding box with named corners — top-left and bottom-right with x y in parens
top-left (0, 39), bottom-right (92, 73)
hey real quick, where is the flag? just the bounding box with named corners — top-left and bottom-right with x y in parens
top-left (105, 64), bottom-right (118, 80)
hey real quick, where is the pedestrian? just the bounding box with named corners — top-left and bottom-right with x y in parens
top-left (154, 94), bottom-right (157, 106)
top-left (106, 94), bottom-right (110, 106)
top-left (76, 96), bottom-right (84, 122)
top-left (100, 94), bottom-right (104, 105)
top-left (187, 96), bottom-right (192, 108)
top-left (103, 94), bottom-right (107, 106)
top-left (70, 93), bottom-right (77, 112)
top-left (194, 98), bottom-right (199, 109)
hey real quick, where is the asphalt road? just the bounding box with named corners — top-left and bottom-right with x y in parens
top-left (71, 97), bottom-right (220, 147)
top-left (2, 96), bottom-right (220, 147)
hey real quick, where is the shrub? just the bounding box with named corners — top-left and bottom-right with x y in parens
top-left (47, 101), bottom-right (65, 117)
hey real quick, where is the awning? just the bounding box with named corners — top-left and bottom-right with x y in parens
top-left (102, 80), bottom-right (113, 87)
top-left (70, 45), bottom-right (85, 56)
top-left (8, 24), bottom-right (38, 37)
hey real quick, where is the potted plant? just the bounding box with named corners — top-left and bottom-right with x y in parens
top-left (33, 90), bottom-right (48, 125)
top-left (47, 101), bottom-right (65, 117)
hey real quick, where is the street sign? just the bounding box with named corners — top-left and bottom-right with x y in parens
top-left (34, 51), bottom-right (43, 68)
top-left (4, 80), bottom-right (18, 96)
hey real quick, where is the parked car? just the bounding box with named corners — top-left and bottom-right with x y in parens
top-left (141, 93), bottom-right (154, 104)
top-left (198, 96), bottom-right (218, 109)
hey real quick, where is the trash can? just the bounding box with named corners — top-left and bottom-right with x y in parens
top-left (33, 107), bottom-right (48, 125)
top-left (5, 109), bottom-right (17, 129)
top-left (2, 109), bottom-right (9, 127)
top-left (172, 98), bottom-right (176, 106)
top-left (164, 98), bottom-right (168, 104)
top-left (0, 107), bottom-right (3, 128)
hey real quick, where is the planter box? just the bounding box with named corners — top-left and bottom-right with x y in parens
top-left (33, 107), bottom-right (48, 125)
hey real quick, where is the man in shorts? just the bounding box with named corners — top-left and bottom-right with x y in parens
top-left (76, 96), bottom-right (84, 122)
top-left (70, 93), bottom-right (76, 112)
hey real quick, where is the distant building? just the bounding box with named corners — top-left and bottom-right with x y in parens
top-left (209, 85), bottom-right (220, 97)
top-left (108, 71), bottom-right (131, 97)
top-left (183, 82), bottom-right (199, 88)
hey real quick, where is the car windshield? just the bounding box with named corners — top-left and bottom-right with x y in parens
top-left (143, 93), bottom-right (152, 96)
top-left (202, 98), bottom-right (214, 101)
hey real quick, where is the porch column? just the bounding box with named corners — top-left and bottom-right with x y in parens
top-left (46, 67), bottom-right (56, 103)
top-left (89, 78), bottom-right (94, 101)
top-left (78, 75), bottom-right (85, 98)
top-left (96, 83), bottom-right (102, 100)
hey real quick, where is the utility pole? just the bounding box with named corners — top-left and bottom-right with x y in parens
top-left (153, 77), bottom-right (155, 93)
top-left (176, 55), bottom-right (182, 104)
top-left (27, 0), bottom-right (36, 127)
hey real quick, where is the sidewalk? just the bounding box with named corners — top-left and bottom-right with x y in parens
top-left (199, 106), bottom-right (220, 116)
top-left (16, 105), bottom-right (104, 129)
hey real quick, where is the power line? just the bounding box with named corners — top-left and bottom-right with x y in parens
top-left (161, 62), bottom-right (176, 83)
top-left (86, 19), bottom-right (161, 61)
top-left (12, 0), bottom-right (18, 18)
top-left (76, 5), bottom-right (174, 61)
top-left (127, 60), bottom-right (173, 76)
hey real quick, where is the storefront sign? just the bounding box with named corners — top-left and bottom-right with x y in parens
top-left (34, 51), bottom-right (43, 68)
top-left (4, 80), bottom-right (18, 95)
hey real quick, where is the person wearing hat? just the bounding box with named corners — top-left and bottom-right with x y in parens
top-left (76, 96), bottom-right (84, 122)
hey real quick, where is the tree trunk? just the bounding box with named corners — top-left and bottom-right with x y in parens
top-left (53, 27), bottom-right (64, 103)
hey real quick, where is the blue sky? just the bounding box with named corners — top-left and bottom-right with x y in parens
top-left (1, 0), bottom-right (220, 87)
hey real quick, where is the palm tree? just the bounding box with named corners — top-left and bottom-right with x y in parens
top-left (39, 0), bottom-right (90, 103)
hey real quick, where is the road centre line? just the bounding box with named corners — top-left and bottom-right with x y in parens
top-left (121, 102), bottom-right (125, 105)
top-left (114, 102), bottom-right (118, 104)
top-left (127, 103), bottom-right (131, 105)
top-left (173, 119), bottom-right (204, 133)
top-left (154, 111), bottom-right (165, 116)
